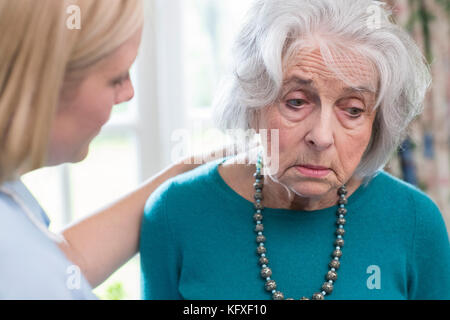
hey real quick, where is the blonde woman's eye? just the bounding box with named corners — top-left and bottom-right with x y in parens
top-left (111, 78), bottom-right (124, 86)
top-left (112, 72), bottom-right (130, 86)
top-left (115, 79), bottom-right (125, 86)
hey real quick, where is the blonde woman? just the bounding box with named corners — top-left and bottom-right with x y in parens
top-left (0, 0), bottom-right (210, 299)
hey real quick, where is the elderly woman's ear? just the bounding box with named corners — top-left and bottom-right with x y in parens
top-left (250, 106), bottom-right (275, 134)
top-left (250, 108), bottom-right (262, 133)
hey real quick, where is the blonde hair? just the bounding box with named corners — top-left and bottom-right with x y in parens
top-left (0, 0), bottom-right (144, 185)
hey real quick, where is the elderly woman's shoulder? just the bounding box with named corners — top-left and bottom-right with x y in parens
top-left (144, 159), bottom-right (224, 210)
top-left (172, 158), bottom-right (224, 189)
top-left (367, 171), bottom-right (449, 245)
top-left (371, 170), bottom-right (442, 216)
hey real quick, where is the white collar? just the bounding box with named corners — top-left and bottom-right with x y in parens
top-left (0, 180), bottom-right (62, 242)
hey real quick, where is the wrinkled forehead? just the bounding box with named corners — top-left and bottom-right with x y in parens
top-left (284, 46), bottom-right (379, 94)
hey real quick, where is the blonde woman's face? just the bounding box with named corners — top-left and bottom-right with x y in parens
top-left (48, 28), bottom-right (143, 165)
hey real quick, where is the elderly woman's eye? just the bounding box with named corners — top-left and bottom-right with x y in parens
top-left (286, 99), bottom-right (307, 109)
top-left (346, 107), bottom-right (364, 118)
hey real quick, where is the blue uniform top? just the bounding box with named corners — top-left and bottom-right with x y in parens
top-left (140, 158), bottom-right (450, 300)
top-left (0, 180), bottom-right (97, 299)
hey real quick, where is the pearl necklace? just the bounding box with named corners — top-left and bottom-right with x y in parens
top-left (253, 155), bottom-right (348, 300)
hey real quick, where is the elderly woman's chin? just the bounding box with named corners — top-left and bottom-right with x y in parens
top-left (281, 173), bottom-right (339, 200)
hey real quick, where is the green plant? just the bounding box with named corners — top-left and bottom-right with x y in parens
top-left (103, 282), bottom-right (126, 300)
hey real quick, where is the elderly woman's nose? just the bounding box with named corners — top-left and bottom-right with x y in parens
top-left (304, 111), bottom-right (334, 151)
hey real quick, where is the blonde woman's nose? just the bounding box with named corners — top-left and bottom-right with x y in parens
top-left (115, 81), bottom-right (135, 105)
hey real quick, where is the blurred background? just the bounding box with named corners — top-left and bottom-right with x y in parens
top-left (22, 0), bottom-right (449, 299)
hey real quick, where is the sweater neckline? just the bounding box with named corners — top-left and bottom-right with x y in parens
top-left (209, 158), bottom-right (377, 217)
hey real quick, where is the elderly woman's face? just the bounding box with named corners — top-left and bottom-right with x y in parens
top-left (260, 48), bottom-right (378, 198)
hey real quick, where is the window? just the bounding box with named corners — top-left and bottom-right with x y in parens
top-left (182, 0), bottom-right (254, 154)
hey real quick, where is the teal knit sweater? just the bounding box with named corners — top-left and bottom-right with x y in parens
top-left (140, 159), bottom-right (450, 300)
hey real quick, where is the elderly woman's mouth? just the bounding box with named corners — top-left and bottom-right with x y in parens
top-left (295, 164), bottom-right (331, 178)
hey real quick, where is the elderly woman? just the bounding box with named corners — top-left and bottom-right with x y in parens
top-left (140, 0), bottom-right (450, 300)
